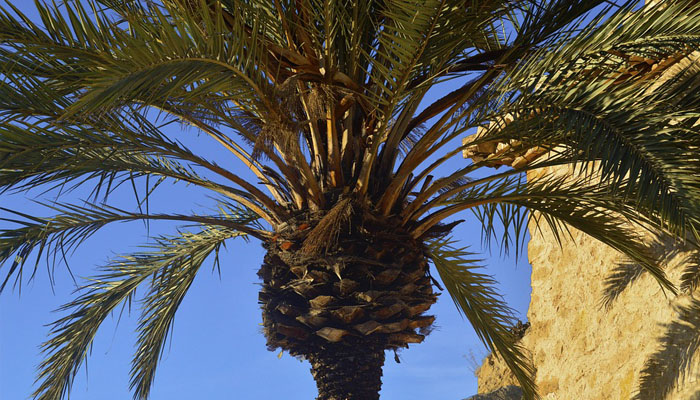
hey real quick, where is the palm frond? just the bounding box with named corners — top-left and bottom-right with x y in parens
top-left (0, 0), bottom-right (313, 216)
top-left (417, 173), bottom-right (676, 294)
top-left (0, 0), bottom-right (270, 117)
top-left (0, 201), bottom-right (265, 294)
top-left (32, 226), bottom-right (241, 400)
top-left (600, 237), bottom-right (684, 309)
top-left (482, 1), bottom-right (700, 235)
top-left (427, 237), bottom-right (536, 400)
top-left (374, 0), bottom-right (620, 211)
top-left (0, 118), bottom-right (283, 223)
top-left (514, 0), bottom-right (617, 48)
top-left (129, 229), bottom-right (235, 399)
top-left (634, 296), bottom-right (700, 400)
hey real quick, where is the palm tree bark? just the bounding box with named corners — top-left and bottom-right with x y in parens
top-left (257, 207), bottom-right (437, 399)
top-left (308, 342), bottom-right (385, 400)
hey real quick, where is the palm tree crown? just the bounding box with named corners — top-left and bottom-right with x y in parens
top-left (1, 0), bottom-right (700, 399)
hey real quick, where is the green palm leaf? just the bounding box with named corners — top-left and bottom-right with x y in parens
top-left (129, 229), bottom-right (236, 399)
top-left (419, 173), bottom-right (676, 293)
top-left (481, 1), bottom-right (700, 235)
top-left (428, 237), bottom-right (536, 399)
top-left (0, 201), bottom-right (265, 293)
top-left (32, 226), bottom-right (244, 400)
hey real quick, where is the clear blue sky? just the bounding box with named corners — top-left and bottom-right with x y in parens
top-left (0, 2), bottom-right (532, 399)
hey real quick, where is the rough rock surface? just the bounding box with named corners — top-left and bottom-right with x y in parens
top-left (465, 385), bottom-right (523, 400)
top-left (468, 3), bottom-right (700, 396)
top-left (474, 167), bottom-right (700, 399)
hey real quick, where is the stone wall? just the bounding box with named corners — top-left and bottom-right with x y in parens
top-left (474, 207), bottom-right (700, 399)
top-left (472, 2), bottom-right (700, 395)
top-left (466, 1), bottom-right (700, 395)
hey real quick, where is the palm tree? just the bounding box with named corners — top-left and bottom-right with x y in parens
top-left (1, 0), bottom-right (700, 399)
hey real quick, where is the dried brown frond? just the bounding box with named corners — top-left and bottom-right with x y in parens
top-left (253, 114), bottom-right (298, 160)
top-left (301, 198), bottom-right (353, 255)
top-left (306, 84), bottom-right (335, 122)
top-left (276, 76), bottom-right (305, 120)
top-left (252, 120), bottom-right (279, 160)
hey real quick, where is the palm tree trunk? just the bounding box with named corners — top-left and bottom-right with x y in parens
top-left (307, 342), bottom-right (385, 400)
top-left (257, 209), bottom-right (437, 399)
